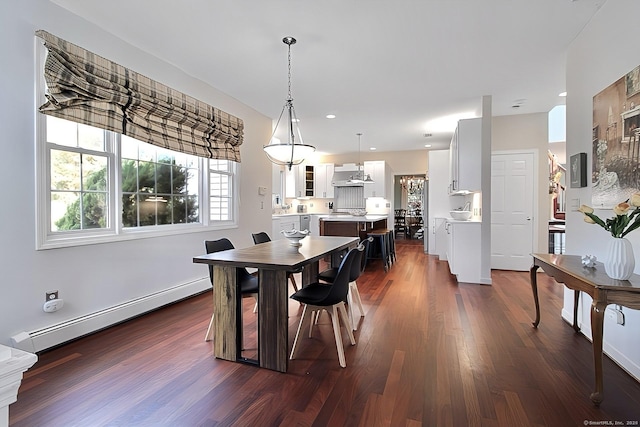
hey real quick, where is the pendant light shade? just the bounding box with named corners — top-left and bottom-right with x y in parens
top-left (263, 37), bottom-right (315, 170)
top-left (348, 133), bottom-right (374, 183)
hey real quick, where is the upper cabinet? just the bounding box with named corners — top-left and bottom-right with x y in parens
top-left (314, 163), bottom-right (335, 199)
top-left (285, 164), bottom-right (314, 198)
top-left (272, 163), bottom-right (283, 196)
top-left (449, 118), bottom-right (481, 194)
top-left (364, 160), bottom-right (387, 198)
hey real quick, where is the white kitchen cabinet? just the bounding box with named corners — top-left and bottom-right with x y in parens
top-left (445, 220), bottom-right (482, 283)
top-left (449, 118), bottom-right (481, 194)
top-left (363, 160), bottom-right (386, 198)
top-left (272, 164), bottom-right (283, 196)
top-left (272, 215), bottom-right (301, 240)
top-left (285, 165), bottom-right (314, 198)
top-left (314, 163), bottom-right (334, 198)
top-left (433, 217), bottom-right (448, 260)
top-left (309, 214), bottom-right (321, 236)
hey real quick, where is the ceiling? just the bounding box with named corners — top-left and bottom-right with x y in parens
top-left (51, 0), bottom-right (605, 155)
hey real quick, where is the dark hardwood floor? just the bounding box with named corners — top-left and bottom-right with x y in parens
top-left (10, 240), bottom-right (640, 426)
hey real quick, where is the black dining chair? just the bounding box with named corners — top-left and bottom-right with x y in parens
top-left (251, 231), bottom-right (299, 292)
top-left (203, 238), bottom-right (259, 342)
top-left (289, 244), bottom-right (363, 368)
top-left (317, 237), bottom-right (371, 330)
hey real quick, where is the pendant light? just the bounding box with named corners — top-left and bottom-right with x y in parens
top-left (349, 133), bottom-right (374, 183)
top-left (263, 36), bottom-right (315, 170)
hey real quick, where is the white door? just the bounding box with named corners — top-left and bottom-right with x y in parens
top-left (491, 152), bottom-right (535, 271)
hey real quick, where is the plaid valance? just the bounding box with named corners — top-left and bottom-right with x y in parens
top-left (35, 30), bottom-right (243, 162)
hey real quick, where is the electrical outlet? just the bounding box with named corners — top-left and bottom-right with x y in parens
top-left (46, 290), bottom-right (58, 301)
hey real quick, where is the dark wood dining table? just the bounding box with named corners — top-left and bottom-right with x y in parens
top-left (193, 235), bottom-right (359, 372)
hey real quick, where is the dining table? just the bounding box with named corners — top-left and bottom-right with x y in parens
top-left (193, 235), bottom-right (359, 373)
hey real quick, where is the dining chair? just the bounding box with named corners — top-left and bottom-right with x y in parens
top-left (251, 231), bottom-right (300, 292)
top-left (317, 237), bottom-right (371, 330)
top-left (289, 244), bottom-right (363, 368)
top-left (203, 238), bottom-right (259, 342)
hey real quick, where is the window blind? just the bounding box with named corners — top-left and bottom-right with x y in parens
top-left (36, 30), bottom-right (243, 162)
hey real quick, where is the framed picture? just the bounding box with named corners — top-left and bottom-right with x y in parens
top-left (570, 153), bottom-right (587, 188)
top-left (626, 65), bottom-right (640, 97)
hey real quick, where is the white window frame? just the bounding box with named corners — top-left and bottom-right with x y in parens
top-left (35, 41), bottom-right (238, 250)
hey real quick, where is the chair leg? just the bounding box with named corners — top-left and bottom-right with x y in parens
top-left (329, 305), bottom-right (347, 368)
top-left (337, 302), bottom-right (356, 346)
top-left (253, 295), bottom-right (258, 313)
top-left (288, 273), bottom-right (299, 292)
top-left (346, 287), bottom-right (355, 331)
top-left (349, 281), bottom-right (365, 330)
top-left (205, 312), bottom-right (215, 341)
top-left (290, 304), bottom-right (311, 361)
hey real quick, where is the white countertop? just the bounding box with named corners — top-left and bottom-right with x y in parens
top-left (319, 214), bottom-right (387, 222)
top-left (272, 212), bottom-right (329, 218)
top-left (446, 218), bottom-right (482, 223)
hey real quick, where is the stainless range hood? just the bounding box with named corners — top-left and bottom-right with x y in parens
top-left (331, 170), bottom-right (364, 187)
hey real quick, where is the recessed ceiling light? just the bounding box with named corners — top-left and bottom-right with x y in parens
top-left (424, 144), bottom-right (432, 148)
top-left (559, 92), bottom-right (567, 97)
top-left (369, 147), bottom-right (376, 151)
top-left (326, 114), bottom-right (336, 119)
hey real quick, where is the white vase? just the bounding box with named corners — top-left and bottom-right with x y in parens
top-left (604, 237), bottom-right (635, 280)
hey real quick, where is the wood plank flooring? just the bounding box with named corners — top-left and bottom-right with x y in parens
top-left (10, 240), bottom-right (640, 426)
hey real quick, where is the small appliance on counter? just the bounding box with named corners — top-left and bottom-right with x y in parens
top-left (297, 204), bottom-right (307, 213)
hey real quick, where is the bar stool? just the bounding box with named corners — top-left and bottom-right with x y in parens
top-left (367, 229), bottom-right (391, 272)
top-left (388, 229), bottom-right (396, 264)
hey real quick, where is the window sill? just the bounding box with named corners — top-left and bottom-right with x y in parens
top-left (36, 222), bottom-right (238, 250)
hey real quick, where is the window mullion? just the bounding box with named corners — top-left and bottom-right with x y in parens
top-left (110, 131), bottom-right (121, 233)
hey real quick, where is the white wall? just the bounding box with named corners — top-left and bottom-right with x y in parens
top-left (318, 149), bottom-right (427, 177)
top-left (427, 150), bottom-right (450, 254)
top-left (0, 1), bottom-right (273, 348)
top-left (565, 0), bottom-right (640, 380)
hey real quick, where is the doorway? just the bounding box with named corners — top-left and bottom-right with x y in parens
top-left (491, 151), bottom-right (536, 271)
top-left (393, 175), bottom-right (426, 241)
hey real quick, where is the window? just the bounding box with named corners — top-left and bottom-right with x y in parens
top-left (209, 160), bottom-right (233, 221)
top-left (47, 116), bottom-right (111, 232)
top-left (37, 115), bottom-right (237, 249)
top-left (120, 135), bottom-right (201, 227)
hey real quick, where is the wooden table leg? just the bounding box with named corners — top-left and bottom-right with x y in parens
top-left (258, 269), bottom-right (288, 372)
top-left (530, 264), bottom-right (541, 328)
top-left (572, 290), bottom-right (580, 333)
top-left (589, 298), bottom-right (607, 406)
top-left (213, 265), bottom-right (239, 362)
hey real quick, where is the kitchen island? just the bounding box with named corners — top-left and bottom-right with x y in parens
top-left (319, 214), bottom-right (387, 241)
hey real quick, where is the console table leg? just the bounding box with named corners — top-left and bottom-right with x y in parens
top-left (573, 290), bottom-right (580, 333)
top-left (590, 299), bottom-right (607, 406)
top-left (530, 264), bottom-right (541, 327)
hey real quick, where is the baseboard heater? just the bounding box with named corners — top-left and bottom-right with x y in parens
top-left (11, 278), bottom-right (210, 353)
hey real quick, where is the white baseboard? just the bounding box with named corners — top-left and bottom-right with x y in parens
top-left (11, 279), bottom-right (210, 353)
top-left (561, 309), bottom-right (640, 382)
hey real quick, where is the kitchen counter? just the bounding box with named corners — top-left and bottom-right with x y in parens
top-left (445, 218), bottom-right (482, 223)
top-left (318, 214), bottom-right (387, 222)
top-left (319, 215), bottom-right (388, 241)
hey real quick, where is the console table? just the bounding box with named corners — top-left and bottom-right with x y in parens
top-left (530, 253), bottom-right (640, 406)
